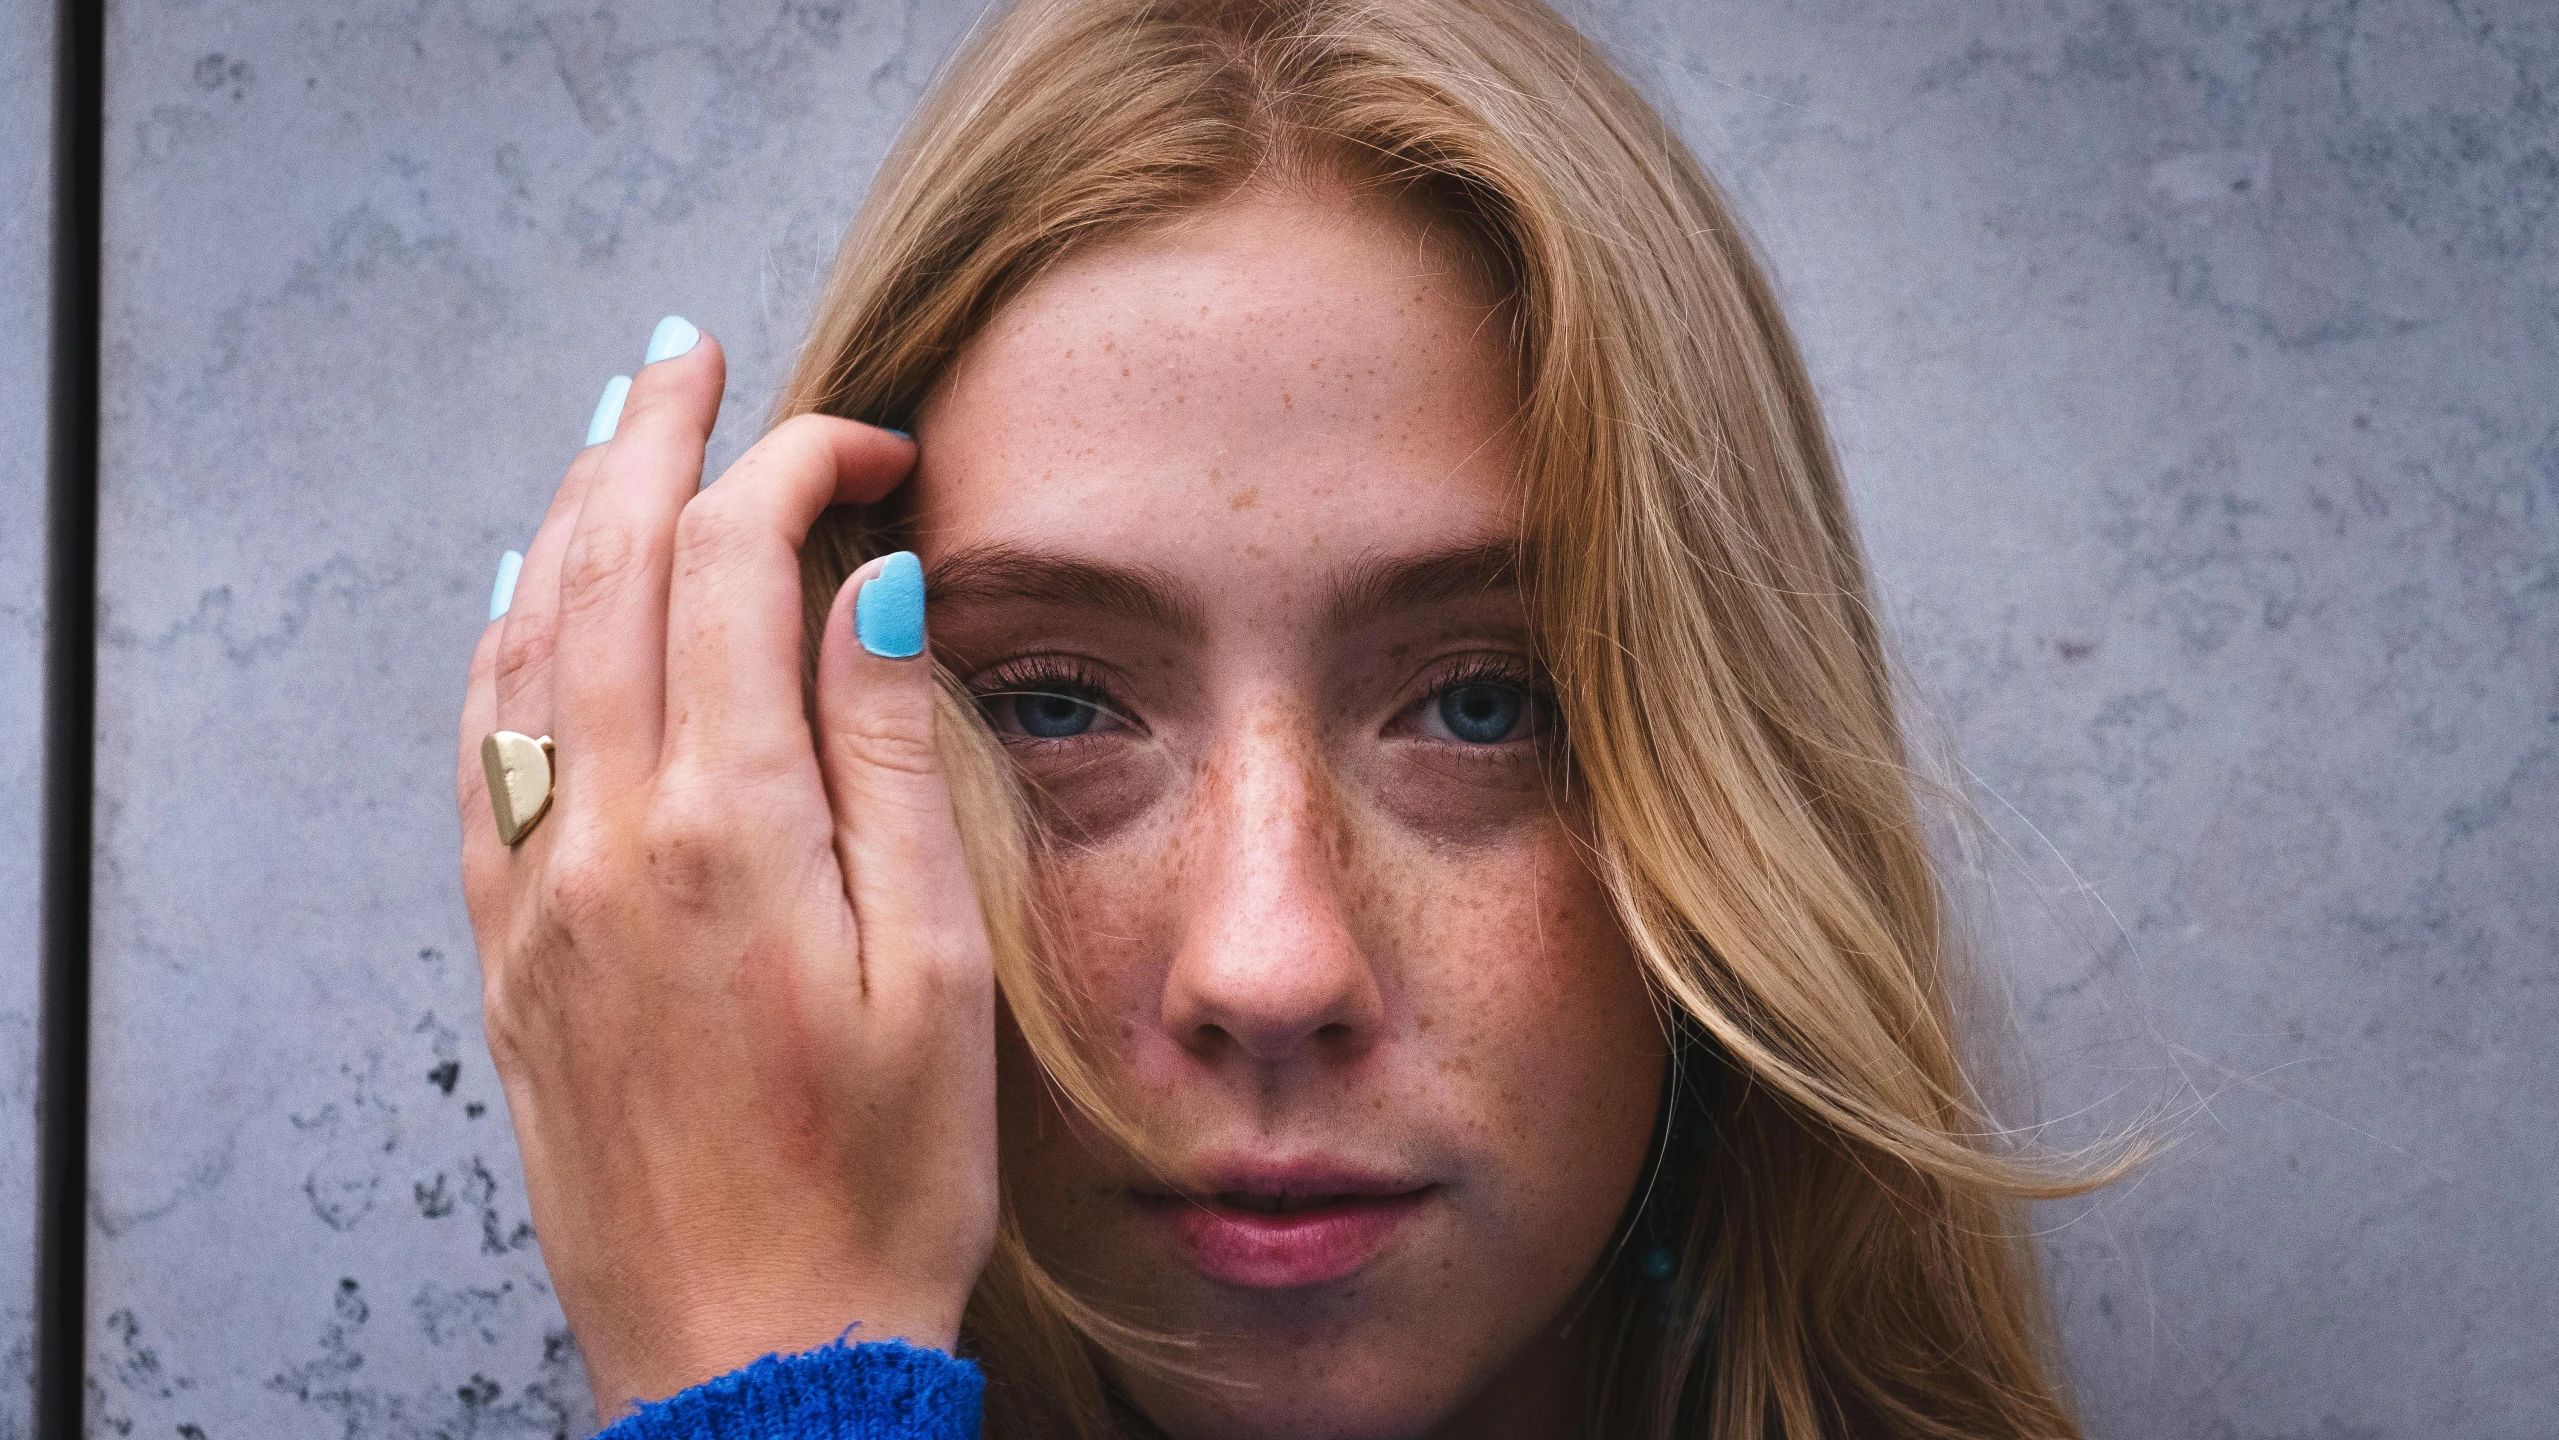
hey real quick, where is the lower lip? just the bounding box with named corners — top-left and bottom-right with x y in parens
top-left (1139, 1190), bottom-right (1435, 1289)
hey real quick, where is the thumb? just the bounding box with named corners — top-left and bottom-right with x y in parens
top-left (815, 551), bottom-right (992, 1005)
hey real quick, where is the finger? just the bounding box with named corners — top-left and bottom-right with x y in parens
top-left (458, 615), bottom-right (510, 908)
top-left (661, 414), bottom-right (917, 780)
top-left (815, 552), bottom-right (993, 1004)
top-left (553, 319), bottom-right (728, 799)
top-left (492, 384), bottom-right (623, 740)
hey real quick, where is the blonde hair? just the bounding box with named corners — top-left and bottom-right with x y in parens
top-left (778, 1), bottom-right (2122, 1434)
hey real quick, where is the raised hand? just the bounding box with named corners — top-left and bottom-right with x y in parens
top-left (456, 319), bottom-right (996, 1418)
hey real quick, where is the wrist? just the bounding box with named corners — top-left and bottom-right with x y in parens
top-left (596, 1337), bottom-right (985, 1440)
top-left (583, 1283), bottom-right (966, 1420)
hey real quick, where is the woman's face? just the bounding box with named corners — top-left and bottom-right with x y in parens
top-left (911, 188), bottom-right (1664, 1440)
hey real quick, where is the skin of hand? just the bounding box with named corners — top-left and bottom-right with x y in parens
top-left (916, 186), bottom-right (1666, 1440)
top-left (455, 331), bottom-right (995, 1419)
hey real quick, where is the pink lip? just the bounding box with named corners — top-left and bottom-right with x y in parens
top-left (1135, 1161), bottom-right (1436, 1289)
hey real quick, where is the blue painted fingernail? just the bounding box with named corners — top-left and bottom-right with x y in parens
top-left (882, 427), bottom-right (912, 441)
top-left (854, 551), bottom-right (925, 659)
top-left (586, 375), bottom-right (631, 446)
top-left (644, 315), bottom-right (699, 365)
top-left (489, 550), bottom-right (524, 620)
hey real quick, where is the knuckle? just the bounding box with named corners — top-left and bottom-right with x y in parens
top-left (834, 711), bottom-right (941, 780)
top-left (672, 491), bottom-right (762, 569)
top-left (474, 914), bottom-right (550, 1066)
top-left (888, 930), bottom-right (993, 1020)
top-left (535, 837), bottom-right (621, 930)
top-left (638, 783), bottom-right (739, 908)
top-left (913, 928), bottom-right (993, 992)
top-left (479, 851), bottom-right (610, 1065)
top-left (769, 411), bottom-right (839, 451)
top-left (560, 440), bottom-right (610, 491)
top-left (479, 956), bottom-right (560, 1083)
top-left (557, 522), bottom-right (650, 616)
top-left (478, 966), bottom-right (526, 1063)
top-left (492, 610), bottom-right (556, 694)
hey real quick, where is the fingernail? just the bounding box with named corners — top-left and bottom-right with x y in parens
top-left (644, 315), bottom-right (699, 365)
top-left (489, 550), bottom-right (524, 621)
top-left (854, 551), bottom-right (926, 659)
top-left (585, 374), bottom-right (631, 446)
top-left (881, 426), bottom-right (913, 441)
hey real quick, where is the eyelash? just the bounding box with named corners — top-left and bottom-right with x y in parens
top-left (1411, 654), bottom-right (1558, 750)
top-left (969, 656), bottom-right (1133, 738)
top-left (965, 654), bottom-right (1557, 744)
top-left (1426, 654), bottom-right (1543, 704)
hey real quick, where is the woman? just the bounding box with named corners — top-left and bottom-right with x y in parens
top-left (456, 0), bottom-right (2113, 1435)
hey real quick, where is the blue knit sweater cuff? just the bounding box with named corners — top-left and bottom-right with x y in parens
top-left (595, 1337), bottom-right (984, 1440)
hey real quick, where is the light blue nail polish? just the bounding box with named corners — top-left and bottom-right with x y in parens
top-left (586, 374), bottom-right (631, 446)
top-left (489, 549), bottom-right (524, 621)
top-left (854, 551), bottom-right (926, 659)
top-left (882, 427), bottom-right (913, 441)
top-left (644, 315), bottom-right (699, 365)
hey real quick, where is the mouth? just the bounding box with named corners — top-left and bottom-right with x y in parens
top-left (1135, 1164), bottom-right (1438, 1290)
top-left (1206, 1190), bottom-right (1395, 1216)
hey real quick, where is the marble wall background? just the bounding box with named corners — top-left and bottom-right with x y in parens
top-left (2, 0), bottom-right (55, 1430)
top-left (39, 0), bottom-right (2554, 1436)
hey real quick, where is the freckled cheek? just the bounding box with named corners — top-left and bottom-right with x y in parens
top-left (1028, 821), bottom-right (1195, 1049)
top-left (996, 825), bottom-right (1196, 1217)
top-left (1365, 827), bottom-right (1661, 1171)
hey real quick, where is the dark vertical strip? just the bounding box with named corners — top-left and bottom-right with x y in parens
top-left (37, 0), bottom-right (103, 1435)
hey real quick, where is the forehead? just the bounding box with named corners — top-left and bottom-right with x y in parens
top-left (906, 188), bottom-right (1523, 583)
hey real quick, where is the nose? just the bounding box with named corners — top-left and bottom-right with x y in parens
top-left (1160, 713), bottom-right (1384, 1067)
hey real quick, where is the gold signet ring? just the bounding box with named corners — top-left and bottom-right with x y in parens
top-left (480, 731), bottom-right (556, 846)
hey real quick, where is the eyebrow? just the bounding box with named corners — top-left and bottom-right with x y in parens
top-left (926, 543), bottom-right (1207, 635)
top-left (1324, 540), bottom-right (1525, 631)
top-left (924, 537), bottom-right (1526, 634)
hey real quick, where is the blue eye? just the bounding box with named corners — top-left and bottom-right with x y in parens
top-left (1012, 691), bottom-right (1099, 739)
top-left (1437, 683), bottom-right (1524, 744)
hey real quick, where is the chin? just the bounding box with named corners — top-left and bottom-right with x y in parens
top-left (1084, 1204), bottom-right (1541, 1439)
top-left (1118, 1349), bottom-right (1479, 1440)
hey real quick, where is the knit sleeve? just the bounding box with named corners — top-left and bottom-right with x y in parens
top-left (592, 1337), bottom-right (985, 1440)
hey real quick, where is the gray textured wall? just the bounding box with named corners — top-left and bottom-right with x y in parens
top-left (61, 1), bottom-right (2557, 1438)
top-left (1607, 2), bottom-right (2559, 1433)
top-left (3, 0), bottom-right (54, 1430)
top-left (86, 6), bottom-right (976, 1436)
